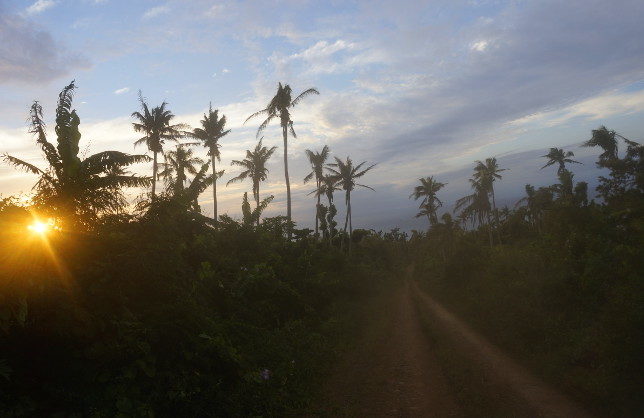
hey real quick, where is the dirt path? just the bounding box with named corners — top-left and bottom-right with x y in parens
top-left (315, 282), bottom-right (460, 417)
top-left (314, 280), bottom-right (591, 417)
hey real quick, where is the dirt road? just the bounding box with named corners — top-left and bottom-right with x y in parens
top-left (313, 281), bottom-right (590, 417)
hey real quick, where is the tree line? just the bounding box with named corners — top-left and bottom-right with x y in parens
top-left (2, 81), bottom-right (375, 246)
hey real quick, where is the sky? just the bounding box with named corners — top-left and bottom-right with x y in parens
top-left (1, 0), bottom-right (644, 231)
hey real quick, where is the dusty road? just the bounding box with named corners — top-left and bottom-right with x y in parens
top-left (313, 281), bottom-right (590, 417)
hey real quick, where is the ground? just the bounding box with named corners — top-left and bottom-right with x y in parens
top-left (311, 281), bottom-right (590, 417)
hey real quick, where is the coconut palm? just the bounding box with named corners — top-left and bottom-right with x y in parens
top-left (326, 157), bottom-right (376, 251)
top-left (409, 176), bottom-right (446, 226)
top-left (2, 81), bottom-right (150, 228)
top-left (227, 139), bottom-right (277, 223)
top-left (473, 157), bottom-right (506, 242)
top-left (158, 144), bottom-right (205, 195)
top-left (241, 192), bottom-right (274, 226)
top-left (132, 92), bottom-right (187, 199)
top-left (583, 126), bottom-right (630, 163)
top-left (455, 178), bottom-right (493, 245)
top-left (245, 83), bottom-right (319, 235)
top-left (304, 145), bottom-right (330, 237)
top-left (188, 104), bottom-right (230, 222)
top-left (312, 173), bottom-right (341, 244)
top-left (541, 148), bottom-right (581, 175)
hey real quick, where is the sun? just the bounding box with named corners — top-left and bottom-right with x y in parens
top-left (28, 221), bottom-right (50, 235)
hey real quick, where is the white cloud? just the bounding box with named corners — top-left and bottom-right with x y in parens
top-left (143, 5), bottom-right (170, 20)
top-left (470, 40), bottom-right (489, 52)
top-left (222, 68), bottom-right (230, 74)
top-left (25, 0), bottom-right (56, 15)
top-left (114, 87), bottom-right (130, 95)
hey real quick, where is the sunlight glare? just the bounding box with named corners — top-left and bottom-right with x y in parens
top-left (28, 220), bottom-right (50, 235)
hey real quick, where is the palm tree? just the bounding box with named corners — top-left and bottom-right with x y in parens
top-left (132, 92), bottom-right (187, 200)
top-left (326, 157), bottom-right (376, 251)
top-left (3, 81), bottom-right (150, 228)
top-left (158, 144), bottom-right (205, 195)
top-left (541, 148), bottom-right (581, 175)
top-left (241, 192), bottom-right (274, 226)
top-left (245, 83), bottom-right (319, 235)
top-left (473, 157), bottom-right (506, 242)
top-left (304, 145), bottom-right (330, 238)
top-left (227, 139), bottom-right (277, 223)
top-left (583, 125), bottom-right (625, 162)
top-left (455, 178), bottom-right (493, 245)
top-left (312, 173), bottom-right (341, 244)
top-left (409, 176), bottom-right (446, 226)
top-left (188, 104), bottom-right (230, 222)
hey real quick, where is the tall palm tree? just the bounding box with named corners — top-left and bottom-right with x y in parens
top-left (132, 92), bottom-right (187, 200)
top-left (409, 176), bottom-right (446, 226)
top-left (227, 139), bottom-right (277, 223)
top-left (188, 104), bottom-right (230, 222)
top-left (304, 145), bottom-right (330, 238)
top-left (541, 148), bottom-right (581, 175)
top-left (3, 81), bottom-right (150, 228)
top-left (326, 157), bottom-right (375, 251)
top-left (245, 83), bottom-right (319, 235)
top-left (473, 157), bottom-right (506, 242)
top-left (158, 144), bottom-right (205, 195)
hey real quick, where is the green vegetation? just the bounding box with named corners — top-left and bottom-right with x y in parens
top-left (0, 82), bottom-right (387, 416)
top-left (1, 79), bottom-right (642, 416)
top-left (411, 127), bottom-right (644, 415)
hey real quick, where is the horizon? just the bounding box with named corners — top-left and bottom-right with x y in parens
top-left (1, 0), bottom-right (644, 231)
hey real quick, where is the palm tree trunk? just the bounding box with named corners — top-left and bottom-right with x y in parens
top-left (152, 151), bottom-right (158, 200)
top-left (211, 153), bottom-right (217, 223)
top-left (255, 182), bottom-right (260, 227)
top-left (491, 186), bottom-right (502, 244)
top-left (342, 193), bottom-right (350, 251)
top-left (315, 178), bottom-right (320, 239)
top-left (282, 125), bottom-right (292, 239)
top-left (348, 193), bottom-right (353, 254)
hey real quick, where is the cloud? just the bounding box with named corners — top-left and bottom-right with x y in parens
top-left (114, 87), bottom-right (130, 95)
top-left (25, 0), bottom-right (56, 15)
top-left (222, 68), bottom-right (230, 74)
top-left (143, 5), bottom-right (170, 20)
top-left (0, 8), bottom-right (89, 84)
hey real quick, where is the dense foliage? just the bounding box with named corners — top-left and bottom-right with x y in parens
top-left (411, 128), bottom-right (644, 415)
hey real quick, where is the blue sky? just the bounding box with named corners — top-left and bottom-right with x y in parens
top-left (1, 0), bottom-right (644, 231)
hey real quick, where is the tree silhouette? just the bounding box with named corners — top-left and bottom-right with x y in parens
top-left (312, 173), bottom-right (341, 244)
top-left (132, 92), bottom-right (187, 200)
top-left (455, 178), bottom-right (493, 245)
top-left (409, 176), bottom-right (446, 226)
top-left (3, 81), bottom-right (150, 228)
top-left (245, 83), bottom-right (319, 236)
top-left (159, 144), bottom-right (205, 195)
top-left (327, 157), bottom-right (375, 252)
top-left (304, 145), bottom-right (330, 238)
top-left (227, 139), bottom-right (277, 224)
top-left (188, 104), bottom-right (230, 222)
top-left (583, 126), bottom-right (620, 162)
top-left (541, 148), bottom-right (581, 175)
top-left (241, 192), bottom-right (274, 226)
top-left (473, 157), bottom-right (506, 242)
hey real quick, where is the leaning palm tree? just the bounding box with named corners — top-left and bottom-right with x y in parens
top-left (304, 145), bottom-right (330, 237)
top-left (541, 148), bottom-right (581, 175)
top-left (3, 81), bottom-right (150, 228)
top-left (583, 126), bottom-right (622, 162)
top-left (409, 176), bottom-right (446, 226)
top-left (132, 92), bottom-right (187, 199)
top-left (188, 104), bottom-right (230, 221)
top-left (326, 157), bottom-right (376, 251)
top-left (245, 83), bottom-right (319, 235)
top-left (158, 144), bottom-right (205, 195)
top-left (227, 138), bottom-right (277, 222)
